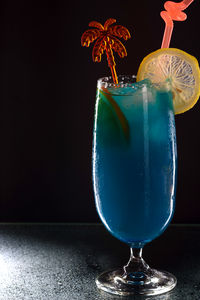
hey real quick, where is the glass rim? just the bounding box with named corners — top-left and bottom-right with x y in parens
top-left (97, 75), bottom-right (171, 96)
top-left (97, 75), bottom-right (137, 90)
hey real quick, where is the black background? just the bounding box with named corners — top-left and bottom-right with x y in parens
top-left (0, 0), bottom-right (199, 222)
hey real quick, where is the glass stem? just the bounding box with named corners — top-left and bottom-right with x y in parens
top-left (123, 247), bottom-right (150, 277)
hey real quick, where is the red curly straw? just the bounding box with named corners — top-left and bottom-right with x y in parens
top-left (161, 0), bottom-right (194, 48)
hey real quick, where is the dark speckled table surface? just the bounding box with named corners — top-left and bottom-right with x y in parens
top-left (0, 223), bottom-right (199, 300)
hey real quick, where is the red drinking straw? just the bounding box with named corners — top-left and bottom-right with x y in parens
top-left (161, 0), bottom-right (194, 48)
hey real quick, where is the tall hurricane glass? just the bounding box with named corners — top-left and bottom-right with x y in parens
top-left (92, 75), bottom-right (177, 296)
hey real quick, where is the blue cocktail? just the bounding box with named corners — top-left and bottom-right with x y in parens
top-left (92, 75), bottom-right (177, 296)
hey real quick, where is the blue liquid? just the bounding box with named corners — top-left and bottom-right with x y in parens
top-left (93, 81), bottom-right (177, 247)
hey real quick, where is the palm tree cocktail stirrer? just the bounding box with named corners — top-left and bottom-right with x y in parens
top-left (81, 18), bottom-right (131, 84)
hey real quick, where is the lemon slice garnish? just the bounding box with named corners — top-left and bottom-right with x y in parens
top-left (137, 48), bottom-right (200, 114)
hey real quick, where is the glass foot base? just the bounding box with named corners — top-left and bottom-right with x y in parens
top-left (96, 268), bottom-right (177, 296)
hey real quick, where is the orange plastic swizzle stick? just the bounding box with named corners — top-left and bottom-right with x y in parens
top-left (161, 0), bottom-right (194, 48)
top-left (81, 18), bottom-right (131, 84)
